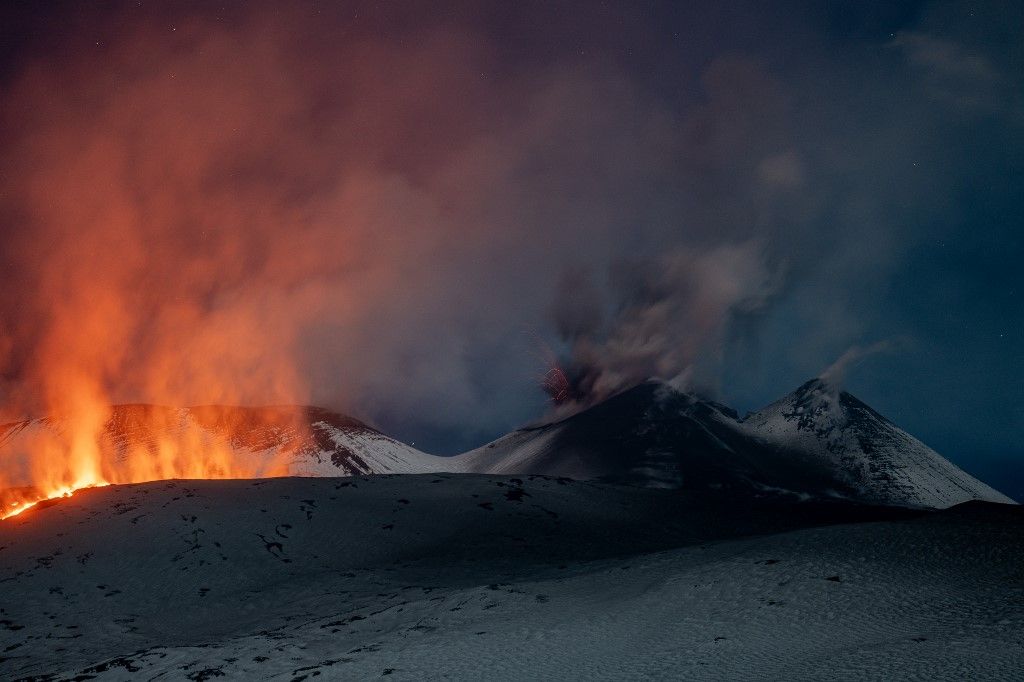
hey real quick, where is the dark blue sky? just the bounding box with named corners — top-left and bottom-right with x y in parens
top-left (0, 1), bottom-right (1020, 495)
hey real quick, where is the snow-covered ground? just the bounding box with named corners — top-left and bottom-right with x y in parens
top-left (1, 475), bottom-right (1021, 681)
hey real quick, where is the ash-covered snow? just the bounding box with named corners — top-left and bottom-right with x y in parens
top-left (0, 476), bottom-right (1021, 681)
top-left (453, 381), bottom-right (751, 491)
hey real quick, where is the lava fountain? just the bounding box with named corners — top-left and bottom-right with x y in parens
top-left (0, 404), bottom-right (318, 519)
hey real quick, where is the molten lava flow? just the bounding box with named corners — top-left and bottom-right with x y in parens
top-left (0, 405), bottom-right (306, 521)
top-left (1, 484), bottom-right (107, 520)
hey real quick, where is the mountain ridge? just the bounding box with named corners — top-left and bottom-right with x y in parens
top-left (743, 377), bottom-right (1014, 508)
top-left (456, 378), bottom-right (1015, 507)
top-left (0, 378), bottom-right (1015, 513)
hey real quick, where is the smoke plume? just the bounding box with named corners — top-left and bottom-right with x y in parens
top-left (548, 242), bottom-right (780, 409)
top-left (0, 4), bottom-right (809, 438)
top-left (819, 340), bottom-right (901, 390)
top-left (0, 0), bottom-right (1019, 462)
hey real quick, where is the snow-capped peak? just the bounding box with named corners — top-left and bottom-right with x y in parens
top-left (744, 378), bottom-right (1014, 508)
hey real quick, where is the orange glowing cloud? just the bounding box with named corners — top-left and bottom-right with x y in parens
top-left (1, 5), bottom-right (798, 513)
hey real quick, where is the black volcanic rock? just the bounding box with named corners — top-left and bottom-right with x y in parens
top-left (456, 379), bottom-right (1015, 508)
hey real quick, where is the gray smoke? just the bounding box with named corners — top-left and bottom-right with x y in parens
top-left (548, 242), bottom-right (781, 410)
top-left (0, 1), bottom-right (1019, 454)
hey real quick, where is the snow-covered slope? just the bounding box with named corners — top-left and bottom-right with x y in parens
top-left (457, 379), bottom-right (1014, 508)
top-left (150, 404), bottom-right (459, 476)
top-left (0, 405), bottom-right (465, 511)
top-left (1, 476), bottom-right (1021, 680)
top-left (744, 378), bottom-right (1014, 508)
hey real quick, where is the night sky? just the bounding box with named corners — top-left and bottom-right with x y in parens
top-left (0, 2), bottom-right (1020, 495)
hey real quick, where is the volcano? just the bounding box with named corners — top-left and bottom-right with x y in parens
top-left (0, 404), bottom-right (461, 516)
top-left (744, 378), bottom-right (1013, 508)
top-left (0, 378), bottom-right (1014, 517)
top-left (455, 379), bottom-right (1013, 508)
top-left (0, 404), bottom-right (437, 480)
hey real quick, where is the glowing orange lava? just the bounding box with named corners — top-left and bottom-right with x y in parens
top-left (542, 366), bottom-right (571, 403)
top-left (0, 405), bottom-right (306, 521)
top-left (1, 483), bottom-right (108, 520)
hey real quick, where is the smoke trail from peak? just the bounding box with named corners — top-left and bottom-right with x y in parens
top-left (547, 242), bottom-right (781, 410)
top-left (819, 340), bottom-right (900, 390)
